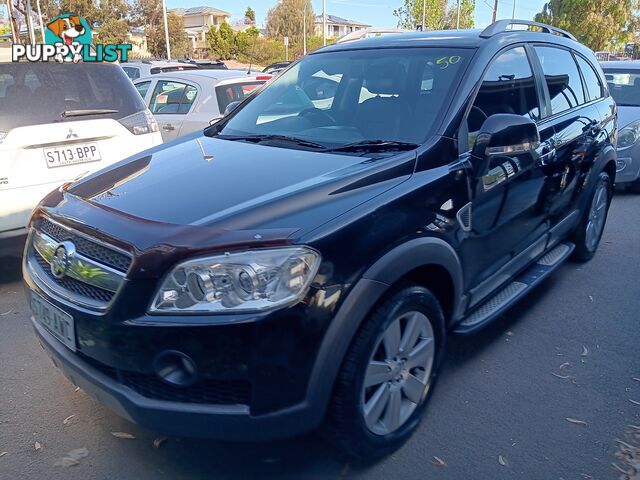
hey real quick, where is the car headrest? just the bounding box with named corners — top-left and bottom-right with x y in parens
top-left (363, 60), bottom-right (405, 95)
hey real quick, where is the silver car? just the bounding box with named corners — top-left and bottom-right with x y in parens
top-left (602, 60), bottom-right (640, 192)
top-left (122, 60), bottom-right (200, 81)
top-left (134, 70), bottom-right (272, 142)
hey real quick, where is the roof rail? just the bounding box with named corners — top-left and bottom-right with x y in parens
top-left (480, 19), bottom-right (576, 41)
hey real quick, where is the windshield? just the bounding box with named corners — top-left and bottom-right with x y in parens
top-left (215, 47), bottom-right (468, 148)
top-left (604, 69), bottom-right (640, 106)
top-left (0, 63), bottom-right (146, 132)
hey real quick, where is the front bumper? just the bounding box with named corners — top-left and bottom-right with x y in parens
top-left (615, 156), bottom-right (640, 184)
top-left (32, 314), bottom-right (324, 440)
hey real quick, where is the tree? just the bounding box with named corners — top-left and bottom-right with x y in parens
top-left (97, 17), bottom-right (128, 44)
top-left (266, 0), bottom-right (314, 43)
top-left (393, 0), bottom-right (447, 30)
top-left (534, 0), bottom-right (640, 51)
top-left (206, 25), bottom-right (231, 59)
top-left (59, 0), bottom-right (98, 25)
top-left (167, 12), bottom-right (190, 58)
top-left (245, 6), bottom-right (255, 23)
top-left (394, 0), bottom-right (475, 30)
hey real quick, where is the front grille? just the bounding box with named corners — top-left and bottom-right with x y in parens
top-left (39, 218), bottom-right (132, 273)
top-left (34, 249), bottom-right (114, 303)
top-left (78, 353), bottom-right (251, 406)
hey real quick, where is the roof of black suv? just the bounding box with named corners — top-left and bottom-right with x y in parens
top-left (317, 19), bottom-right (587, 55)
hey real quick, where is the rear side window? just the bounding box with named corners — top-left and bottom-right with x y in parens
top-left (534, 46), bottom-right (585, 114)
top-left (149, 81), bottom-right (198, 114)
top-left (215, 81), bottom-right (264, 113)
top-left (468, 47), bottom-right (540, 143)
top-left (135, 81), bottom-right (151, 99)
top-left (575, 55), bottom-right (603, 101)
top-left (0, 63), bottom-right (146, 132)
top-left (122, 66), bottom-right (140, 80)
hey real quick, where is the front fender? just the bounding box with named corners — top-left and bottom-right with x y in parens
top-left (303, 237), bottom-right (464, 423)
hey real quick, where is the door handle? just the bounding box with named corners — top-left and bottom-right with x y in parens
top-left (536, 148), bottom-right (556, 167)
top-left (162, 124), bottom-right (176, 131)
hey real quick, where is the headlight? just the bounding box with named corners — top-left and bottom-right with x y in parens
top-left (617, 120), bottom-right (640, 149)
top-left (118, 109), bottom-right (159, 135)
top-left (150, 247), bottom-right (321, 314)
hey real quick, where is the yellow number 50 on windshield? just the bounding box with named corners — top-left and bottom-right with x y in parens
top-left (436, 55), bottom-right (462, 69)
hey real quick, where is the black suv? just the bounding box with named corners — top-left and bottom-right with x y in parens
top-left (24, 20), bottom-right (616, 458)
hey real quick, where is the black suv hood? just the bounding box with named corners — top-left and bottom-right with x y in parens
top-left (65, 133), bottom-right (415, 235)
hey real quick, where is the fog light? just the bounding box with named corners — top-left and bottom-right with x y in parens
top-left (154, 351), bottom-right (198, 387)
top-left (616, 159), bottom-right (628, 172)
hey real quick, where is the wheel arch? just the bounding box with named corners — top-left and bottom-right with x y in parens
top-left (304, 237), bottom-right (464, 425)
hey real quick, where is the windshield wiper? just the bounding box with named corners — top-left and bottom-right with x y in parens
top-left (216, 134), bottom-right (327, 150)
top-left (61, 109), bottom-right (119, 118)
top-left (326, 139), bottom-right (420, 153)
top-left (615, 103), bottom-right (639, 107)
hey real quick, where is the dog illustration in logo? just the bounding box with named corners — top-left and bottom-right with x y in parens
top-left (47, 15), bottom-right (86, 62)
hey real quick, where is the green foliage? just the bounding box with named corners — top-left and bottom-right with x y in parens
top-left (59, 0), bottom-right (98, 24)
top-left (96, 17), bottom-right (129, 44)
top-left (393, 0), bottom-right (475, 30)
top-left (266, 0), bottom-right (314, 43)
top-left (167, 12), bottom-right (190, 58)
top-left (534, 0), bottom-right (640, 51)
top-left (245, 6), bottom-right (256, 22)
top-left (206, 25), bottom-right (231, 59)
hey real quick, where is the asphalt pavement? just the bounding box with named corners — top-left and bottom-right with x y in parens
top-left (1, 193), bottom-right (639, 480)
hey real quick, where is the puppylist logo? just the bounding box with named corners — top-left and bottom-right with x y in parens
top-left (12, 14), bottom-right (131, 63)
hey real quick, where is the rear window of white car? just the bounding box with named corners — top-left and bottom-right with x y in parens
top-left (0, 63), bottom-right (146, 132)
top-left (215, 81), bottom-right (265, 113)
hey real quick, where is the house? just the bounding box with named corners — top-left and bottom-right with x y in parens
top-left (170, 6), bottom-right (231, 53)
top-left (314, 14), bottom-right (370, 39)
top-left (127, 26), bottom-right (149, 58)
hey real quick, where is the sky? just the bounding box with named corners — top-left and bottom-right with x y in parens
top-left (0, 0), bottom-right (549, 30)
top-left (165, 0), bottom-right (549, 29)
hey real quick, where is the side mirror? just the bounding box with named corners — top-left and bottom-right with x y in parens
top-left (223, 100), bottom-right (241, 116)
top-left (472, 113), bottom-right (540, 161)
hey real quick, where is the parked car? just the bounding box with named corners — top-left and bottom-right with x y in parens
top-left (262, 61), bottom-right (291, 74)
top-left (134, 70), bottom-right (271, 141)
top-left (121, 60), bottom-right (200, 81)
top-left (602, 61), bottom-right (640, 192)
top-left (0, 62), bottom-right (162, 257)
top-left (24, 20), bottom-right (616, 459)
top-left (335, 27), bottom-right (411, 44)
top-left (182, 59), bottom-right (228, 70)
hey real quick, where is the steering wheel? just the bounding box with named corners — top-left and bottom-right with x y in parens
top-left (470, 105), bottom-right (488, 121)
top-left (299, 107), bottom-right (336, 126)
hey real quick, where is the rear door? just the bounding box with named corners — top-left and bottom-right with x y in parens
top-left (531, 45), bottom-right (602, 238)
top-left (148, 78), bottom-right (199, 141)
top-left (0, 63), bottom-right (159, 233)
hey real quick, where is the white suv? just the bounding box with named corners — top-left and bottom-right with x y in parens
top-left (0, 62), bottom-right (162, 256)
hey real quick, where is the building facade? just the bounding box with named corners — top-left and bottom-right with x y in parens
top-left (314, 14), bottom-right (370, 39)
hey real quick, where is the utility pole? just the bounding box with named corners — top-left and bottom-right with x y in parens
top-left (511, 0), bottom-right (516, 19)
top-left (322, 0), bottom-right (326, 46)
top-left (492, 0), bottom-right (498, 23)
top-left (421, 0), bottom-right (425, 30)
top-left (26, 0), bottom-right (36, 44)
top-left (161, 0), bottom-right (171, 60)
top-left (456, 0), bottom-right (461, 29)
top-left (303, 0), bottom-right (307, 55)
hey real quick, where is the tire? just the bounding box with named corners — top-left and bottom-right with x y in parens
top-left (572, 171), bottom-right (612, 262)
top-left (324, 285), bottom-right (445, 460)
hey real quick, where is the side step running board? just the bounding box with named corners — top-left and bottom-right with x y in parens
top-left (454, 242), bottom-right (575, 334)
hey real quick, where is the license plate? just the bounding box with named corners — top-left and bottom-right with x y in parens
top-left (31, 292), bottom-right (76, 351)
top-left (44, 142), bottom-right (101, 168)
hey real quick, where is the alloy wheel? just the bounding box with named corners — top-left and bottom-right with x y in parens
top-left (361, 311), bottom-right (435, 435)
